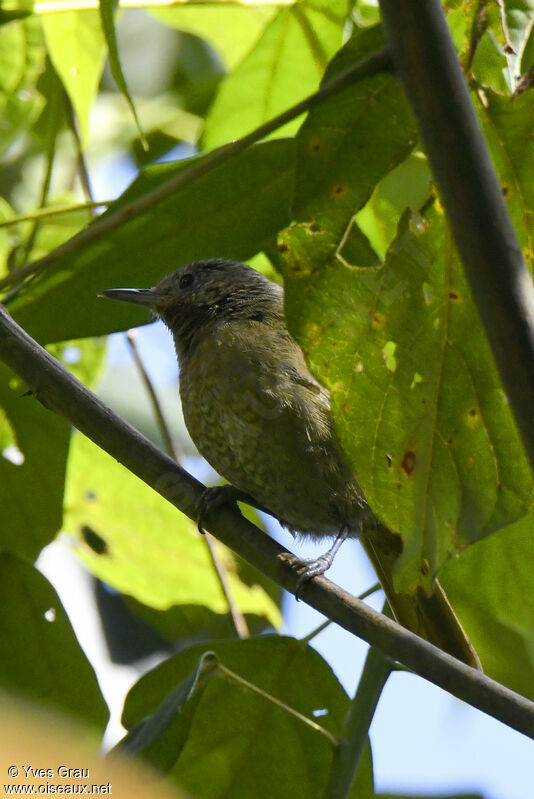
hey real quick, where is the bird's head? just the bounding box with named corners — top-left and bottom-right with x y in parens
top-left (100, 258), bottom-right (283, 359)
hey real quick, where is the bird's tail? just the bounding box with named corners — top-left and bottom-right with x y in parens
top-left (360, 523), bottom-right (482, 670)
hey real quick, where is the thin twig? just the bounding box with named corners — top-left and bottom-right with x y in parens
top-left (0, 48), bottom-right (392, 294)
top-left (125, 328), bottom-right (249, 638)
top-left (125, 329), bottom-right (180, 460)
top-left (1, 305), bottom-right (534, 739)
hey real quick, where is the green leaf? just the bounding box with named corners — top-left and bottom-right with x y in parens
top-left (0, 17), bottom-right (45, 158)
top-left (98, 0), bottom-right (146, 148)
top-left (0, 552), bottom-right (108, 729)
top-left (10, 139), bottom-right (295, 343)
top-left (0, 337), bottom-right (105, 559)
top-left (202, 0), bottom-right (350, 149)
top-left (67, 432), bottom-right (281, 628)
top-left (476, 89), bottom-right (533, 262)
top-left (441, 511), bottom-right (534, 700)
top-left (115, 652), bottom-right (219, 770)
top-left (150, 5), bottom-right (278, 70)
top-left (290, 25), bottom-right (417, 235)
top-left (283, 203), bottom-right (533, 593)
top-left (0, 362), bottom-right (70, 559)
top-left (41, 9), bottom-right (106, 146)
top-left (122, 636), bottom-right (373, 799)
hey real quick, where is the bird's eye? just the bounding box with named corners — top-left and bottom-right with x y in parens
top-left (179, 273), bottom-right (194, 289)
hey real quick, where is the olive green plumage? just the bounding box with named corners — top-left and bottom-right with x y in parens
top-left (155, 259), bottom-right (372, 538)
top-left (101, 258), bottom-right (480, 669)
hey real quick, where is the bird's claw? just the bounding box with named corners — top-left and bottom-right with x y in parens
top-left (292, 554), bottom-right (335, 600)
top-left (196, 485), bottom-right (241, 534)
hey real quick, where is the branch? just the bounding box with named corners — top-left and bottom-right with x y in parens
top-left (378, 0), bottom-right (534, 473)
top-left (0, 48), bottom-right (392, 294)
top-left (1, 306), bottom-right (534, 739)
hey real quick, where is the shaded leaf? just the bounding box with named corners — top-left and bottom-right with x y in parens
top-left (0, 552), bottom-right (108, 729)
top-left (115, 652), bottom-right (219, 770)
top-left (476, 89), bottom-right (533, 260)
top-left (0, 337), bottom-right (106, 559)
top-left (122, 636), bottom-right (373, 799)
top-left (10, 139), bottom-right (295, 343)
top-left (0, 362), bottom-right (69, 559)
top-left (291, 25), bottom-right (417, 235)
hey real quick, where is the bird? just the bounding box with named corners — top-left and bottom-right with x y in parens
top-left (101, 258), bottom-right (480, 669)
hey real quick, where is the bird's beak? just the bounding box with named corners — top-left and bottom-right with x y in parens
top-left (98, 287), bottom-right (167, 308)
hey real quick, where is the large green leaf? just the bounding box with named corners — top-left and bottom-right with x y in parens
top-left (282, 203), bottom-right (533, 593)
top-left (41, 9), bottom-right (107, 146)
top-left (201, 0), bottom-right (350, 149)
top-left (121, 636), bottom-right (374, 799)
top-left (67, 432), bottom-right (281, 628)
top-left (10, 138), bottom-right (295, 343)
top-left (0, 552), bottom-right (108, 729)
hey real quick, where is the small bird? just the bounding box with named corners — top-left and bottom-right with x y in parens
top-left (101, 258), bottom-right (480, 668)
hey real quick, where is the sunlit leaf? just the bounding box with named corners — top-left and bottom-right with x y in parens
top-left (41, 9), bottom-right (106, 146)
top-left (202, 0), bottom-right (350, 148)
top-left (0, 17), bottom-right (45, 157)
top-left (151, 4), bottom-right (278, 70)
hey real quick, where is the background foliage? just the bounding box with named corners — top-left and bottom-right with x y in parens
top-left (0, 0), bottom-right (533, 797)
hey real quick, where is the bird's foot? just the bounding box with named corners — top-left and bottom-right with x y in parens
top-left (291, 525), bottom-right (351, 599)
top-left (197, 484), bottom-right (251, 533)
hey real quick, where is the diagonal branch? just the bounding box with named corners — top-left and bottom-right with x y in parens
top-left (0, 48), bottom-right (391, 294)
top-left (1, 304), bottom-right (534, 739)
top-left (378, 0), bottom-right (534, 473)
